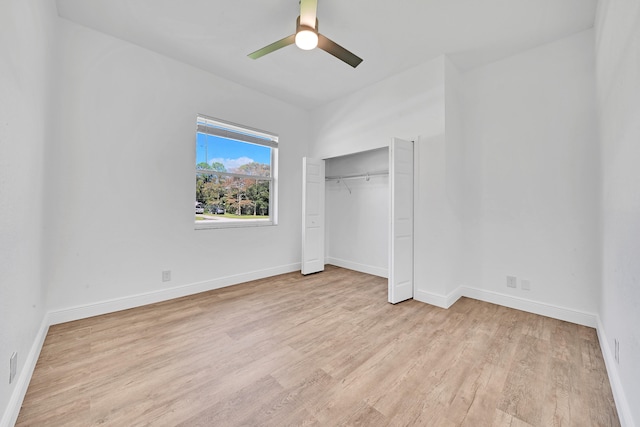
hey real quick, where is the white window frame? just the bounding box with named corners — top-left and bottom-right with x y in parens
top-left (195, 115), bottom-right (278, 230)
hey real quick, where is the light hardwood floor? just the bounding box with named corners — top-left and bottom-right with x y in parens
top-left (17, 266), bottom-right (619, 426)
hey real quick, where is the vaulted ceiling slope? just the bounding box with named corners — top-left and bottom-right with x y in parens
top-left (55, 0), bottom-right (597, 110)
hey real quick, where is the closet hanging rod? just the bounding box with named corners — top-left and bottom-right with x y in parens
top-left (325, 169), bottom-right (389, 181)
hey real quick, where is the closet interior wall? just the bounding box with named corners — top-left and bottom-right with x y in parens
top-left (325, 148), bottom-right (389, 278)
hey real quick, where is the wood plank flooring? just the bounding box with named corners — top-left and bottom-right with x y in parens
top-left (17, 266), bottom-right (619, 426)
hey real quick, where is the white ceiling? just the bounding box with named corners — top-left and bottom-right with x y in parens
top-left (55, 0), bottom-right (597, 110)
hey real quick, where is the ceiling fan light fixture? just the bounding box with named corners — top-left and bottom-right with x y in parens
top-left (295, 28), bottom-right (318, 50)
top-left (248, 3), bottom-right (362, 68)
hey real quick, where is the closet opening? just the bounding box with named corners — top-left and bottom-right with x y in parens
top-left (302, 138), bottom-right (414, 303)
top-left (324, 148), bottom-right (390, 279)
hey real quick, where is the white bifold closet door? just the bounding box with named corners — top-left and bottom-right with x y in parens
top-left (301, 157), bottom-right (325, 275)
top-left (302, 143), bottom-right (413, 303)
top-left (388, 138), bottom-right (414, 303)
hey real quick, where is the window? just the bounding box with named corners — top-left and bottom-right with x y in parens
top-left (195, 115), bottom-right (278, 229)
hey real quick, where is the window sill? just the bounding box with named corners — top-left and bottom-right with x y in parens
top-left (195, 219), bottom-right (275, 230)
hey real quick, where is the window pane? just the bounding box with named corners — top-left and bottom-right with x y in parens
top-left (195, 117), bottom-right (275, 227)
top-left (195, 174), bottom-right (270, 221)
top-left (196, 133), bottom-right (271, 176)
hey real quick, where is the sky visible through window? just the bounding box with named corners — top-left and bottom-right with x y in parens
top-left (196, 133), bottom-right (271, 171)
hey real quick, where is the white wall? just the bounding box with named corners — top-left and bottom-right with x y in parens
top-left (0, 0), bottom-right (57, 425)
top-left (325, 149), bottom-right (389, 277)
top-left (310, 57), bottom-right (457, 304)
top-left (461, 30), bottom-right (600, 320)
top-left (312, 30), bottom-right (602, 327)
top-left (44, 19), bottom-right (311, 316)
top-left (415, 58), bottom-right (466, 303)
top-left (310, 57), bottom-right (446, 160)
top-left (595, 1), bottom-right (640, 425)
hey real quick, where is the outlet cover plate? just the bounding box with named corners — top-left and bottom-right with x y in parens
top-left (507, 276), bottom-right (517, 288)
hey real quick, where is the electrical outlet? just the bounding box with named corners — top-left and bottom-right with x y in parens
top-left (162, 270), bottom-right (171, 282)
top-left (507, 276), bottom-right (517, 288)
top-left (9, 352), bottom-right (17, 384)
top-left (614, 339), bottom-right (620, 364)
top-left (521, 279), bottom-right (531, 291)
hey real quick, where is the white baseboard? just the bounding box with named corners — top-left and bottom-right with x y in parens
top-left (596, 317), bottom-right (634, 427)
top-left (48, 263), bottom-right (301, 325)
top-left (460, 286), bottom-right (598, 327)
top-left (415, 285), bottom-right (597, 327)
top-left (414, 287), bottom-right (461, 309)
top-left (326, 257), bottom-right (387, 278)
top-left (1, 315), bottom-right (49, 427)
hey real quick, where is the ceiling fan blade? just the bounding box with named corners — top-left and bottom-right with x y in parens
top-left (317, 34), bottom-right (363, 68)
top-left (248, 34), bottom-right (295, 60)
top-left (299, 0), bottom-right (318, 28)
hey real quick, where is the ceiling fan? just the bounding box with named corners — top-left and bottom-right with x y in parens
top-left (248, 0), bottom-right (363, 68)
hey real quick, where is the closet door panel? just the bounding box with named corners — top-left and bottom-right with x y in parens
top-left (302, 157), bottom-right (325, 275)
top-left (389, 138), bottom-right (414, 303)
